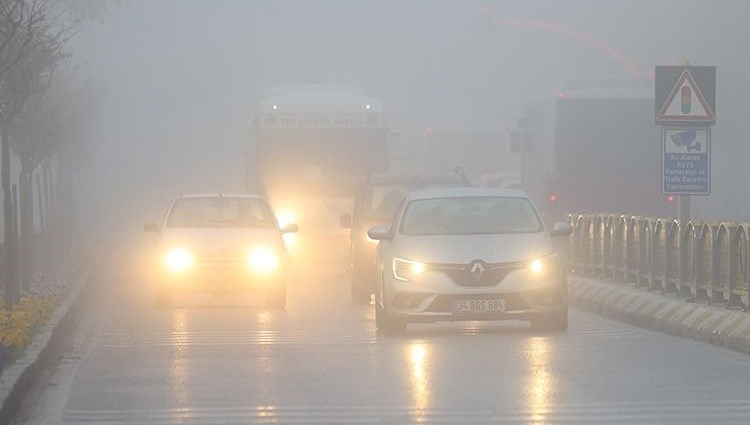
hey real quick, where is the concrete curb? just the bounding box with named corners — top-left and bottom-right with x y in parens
top-left (0, 261), bottom-right (101, 424)
top-left (570, 276), bottom-right (750, 354)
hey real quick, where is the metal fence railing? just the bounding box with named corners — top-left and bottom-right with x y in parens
top-left (569, 213), bottom-right (749, 311)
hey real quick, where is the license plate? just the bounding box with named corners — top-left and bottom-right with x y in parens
top-left (452, 299), bottom-right (506, 314)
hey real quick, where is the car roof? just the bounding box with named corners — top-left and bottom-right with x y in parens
top-left (175, 193), bottom-right (266, 200)
top-left (405, 187), bottom-right (531, 201)
top-left (367, 172), bottom-right (467, 185)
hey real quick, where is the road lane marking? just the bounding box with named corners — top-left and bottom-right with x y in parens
top-left (63, 400), bottom-right (750, 424)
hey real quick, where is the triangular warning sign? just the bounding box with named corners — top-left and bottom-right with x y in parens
top-left (657, 70), bottom-right (715, 122)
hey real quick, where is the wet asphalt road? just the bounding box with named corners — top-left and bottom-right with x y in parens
top-left (12, 242), bottom-right (750, 425)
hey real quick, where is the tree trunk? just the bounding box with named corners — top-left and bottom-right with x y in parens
top-left (1, 123), bottom-right (15, 309)
top-left (19, 163), bottom-right (32, 291)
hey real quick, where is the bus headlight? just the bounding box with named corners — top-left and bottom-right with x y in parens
top-left (165, 249), bottom-right (194, 273)
top-left (248, 247), bottom-right (281, 274)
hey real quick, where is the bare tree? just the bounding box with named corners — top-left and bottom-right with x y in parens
top-left (0, 0), bottom-right (67, 307)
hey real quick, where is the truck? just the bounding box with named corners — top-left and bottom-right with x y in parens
top-left (247, 85), bottom-right (389, 274)
top-left (512, 77), bottom-right (676, 222)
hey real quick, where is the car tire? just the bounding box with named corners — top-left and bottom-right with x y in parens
top-left (266, 284), bottom-right (287, 308)
top-left (350, 268), bottom-right (372, 304)
top-left (375, 300), bottom-right (406, 334)
top-left (530, 305), bottom-right (568, 331)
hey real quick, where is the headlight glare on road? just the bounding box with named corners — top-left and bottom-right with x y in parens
top-left (165, 249), bottom-right (194, 273)
top-left (393, 258), bottom-right (427, 281)
top-left (248, 247), bottom-right (280, 274)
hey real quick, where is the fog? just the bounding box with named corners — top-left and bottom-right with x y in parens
top-left (65, 0), bottom-right (750, 243)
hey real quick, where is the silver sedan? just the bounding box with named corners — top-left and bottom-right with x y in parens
top-left (369, 187), bottom-right (572, 333)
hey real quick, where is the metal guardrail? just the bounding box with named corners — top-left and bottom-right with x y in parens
top-left (568, 214), bottom-right (749, 311)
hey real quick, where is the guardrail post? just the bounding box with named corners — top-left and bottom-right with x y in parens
top-left (663, 220), bottom-right (678, 294)
top-left (726, 223), bottom-right (744, 309)
top-left (615, 216), bottom-right (626, 283)
top-left (710, 222), bottom-right (729, 306)
top-left (604, 215), bottom-right (615, 281)
top-left (678, 222), bottom-right (693, 297)
top-left (626, 216), bottom-right (637, 283)
top-left (583, 215), bottom-right (593, 276)
top-left (731, 225), bottom-right (749, 311)
top-left (636, 217), bottom-right (650, 288)
top-left (691, 223), bottom-right (710, 303)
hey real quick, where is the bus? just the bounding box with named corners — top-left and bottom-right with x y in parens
top-left (247, 85), bottom-right (389, 271)
top-left (512, 78), bottom-right (675, 222)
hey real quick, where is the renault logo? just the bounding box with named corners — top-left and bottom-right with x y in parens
top-left (470, 261), bottom-right (486, 280)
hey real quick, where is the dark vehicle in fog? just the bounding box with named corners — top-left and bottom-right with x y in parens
top-left (144, 194), bottom-right (298, 308)
top-left (246, 84), bottom-right (389, 271)
top-left (368, 187), bottom-right (572, 333)
top-left (246, 85), bottom-right (388, 223)
top-left (340, 173), bottom-right (471, 303)
top-left (512, 78), bottom-right (676, 222)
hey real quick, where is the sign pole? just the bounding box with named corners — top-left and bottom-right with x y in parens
top-left (679, 194), bottom-right (691, 227)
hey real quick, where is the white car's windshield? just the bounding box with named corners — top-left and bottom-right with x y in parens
top-left (400, 196), bottom-right (543, 235)
top-left (166, 197), bottom-right (277, 229)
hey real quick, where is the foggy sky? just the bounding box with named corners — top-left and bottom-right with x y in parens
top-left (67, 0), bottom-right (750, 229)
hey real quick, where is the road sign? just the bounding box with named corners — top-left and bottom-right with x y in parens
top-left (662, 127), bottom-right (710, 195)
top-left (655, 66), bottom-right (716, 125)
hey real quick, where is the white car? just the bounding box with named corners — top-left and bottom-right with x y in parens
top-left (368, 187), bottom-right (572, 333)
top-left (144, 194), bottom-right (297, 307)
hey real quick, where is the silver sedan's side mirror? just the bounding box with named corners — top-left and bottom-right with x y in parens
top-left (367, 225), bottom-right (391, 241)
top-left (550, 222), bottom-right (573, 237)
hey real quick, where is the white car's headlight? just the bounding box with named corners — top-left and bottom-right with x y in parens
top-left (247, 247), bottom-right (281, 274)
top-left (165, 249), bottom-right (194, 273)
top-left (393, 258), bottom-right (427, 281)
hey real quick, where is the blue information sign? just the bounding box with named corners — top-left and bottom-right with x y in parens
top-left (662, 127), bottom-right (710, 195)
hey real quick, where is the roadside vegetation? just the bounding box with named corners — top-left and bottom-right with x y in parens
top-left (0, 0), bottom-right (104, 370)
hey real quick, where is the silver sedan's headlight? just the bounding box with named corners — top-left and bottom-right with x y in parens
top-left (392, 258), bottom-right (427, 282)
top-left (528, 255), bottom-right (559, 275)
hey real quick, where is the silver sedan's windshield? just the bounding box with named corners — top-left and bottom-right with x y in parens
top-left (166, 198), bottom-right (277, 229)
top-left (400, 197), bottom-right (543, 235)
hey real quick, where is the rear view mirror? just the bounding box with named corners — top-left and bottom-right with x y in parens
top-left (281, 224), bottom-right (299, 234)
top-left (144, 223), bottom-right (161, 233)
top-left (340, 213), bottom-right (352, 229)
top-left (367, 225), bottom-right (391, 241)
top-left (550, 222), bottom-right (573, 237)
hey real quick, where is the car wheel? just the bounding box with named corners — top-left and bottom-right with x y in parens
top-left (154, 286), bottom-right (172, 308)
top-left (530, 305), bottom-right (568, 331)
top-left (350, 268), bottom-right (372, 304)
top-left (266, 283), bottom-right (287, 308)
top-left (375, 299), bottom-right (406, 334)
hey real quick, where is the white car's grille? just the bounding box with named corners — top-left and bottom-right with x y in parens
top-left (195, 252), bottom-right (243, 266)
